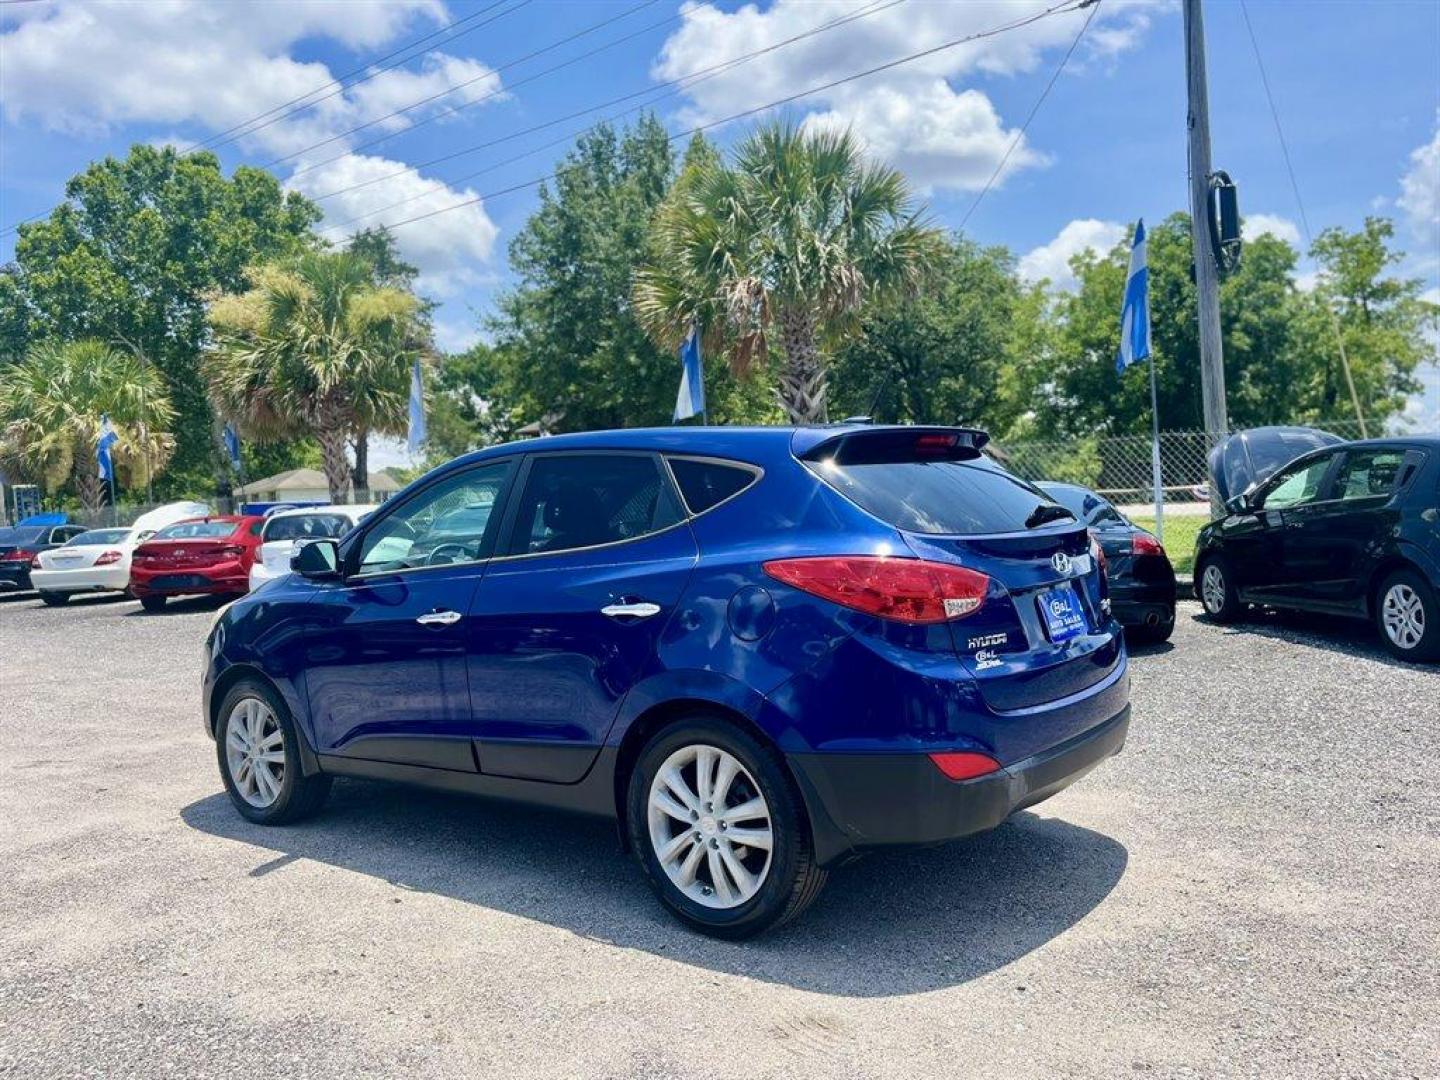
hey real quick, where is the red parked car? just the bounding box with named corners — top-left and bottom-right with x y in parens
top-left (129, 515), bottom-right (265, 612)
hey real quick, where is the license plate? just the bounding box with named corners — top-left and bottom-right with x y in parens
top-left (152, 574), bottom-right (211, 589)
top-left (1037, 585), bottom-right (1087, 643)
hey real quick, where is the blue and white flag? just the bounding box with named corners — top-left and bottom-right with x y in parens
top-left (222, 424), bottom-right (242, 472)
top-left (406, 358), bottom-right (426, 454)
top-left (1115, 219), bottom-right (1152, 374)
top-left (96, 415), bottom-right (119, 483)
top-left (673, 325), bottom-right (705, 422)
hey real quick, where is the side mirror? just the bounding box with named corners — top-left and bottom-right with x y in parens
top-left (1225, 492), bottom-right (1253, 515)
top-left (291, 538), bottom-right (340, 578)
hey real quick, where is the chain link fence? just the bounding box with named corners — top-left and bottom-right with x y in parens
top-left (995, 419), bottom-right (1433, 514)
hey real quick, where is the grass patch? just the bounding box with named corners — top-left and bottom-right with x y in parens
top-left (1132, 514), bottom-right (1204, 576)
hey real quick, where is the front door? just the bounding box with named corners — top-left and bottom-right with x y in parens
top-left (466, 452), bottom-right (697, 783)
top-left (302, 459), bottom-right (515, 770)
top-left (1236, 451), bottom-right (1338, 603)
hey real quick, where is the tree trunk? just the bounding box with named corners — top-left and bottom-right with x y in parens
top-left (776, 309), bottom-right (828, 425)
top-left (317, 425), bottom-right (352, 503)
top-left (351, 427), bottom-right (369, 498)
top-left (74, 456), bottom-right (104, 515)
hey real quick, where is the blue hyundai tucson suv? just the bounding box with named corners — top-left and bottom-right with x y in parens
top-left (203, 425), bottom-right (1130, 937)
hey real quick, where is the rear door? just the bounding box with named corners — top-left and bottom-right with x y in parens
top-left (465, 451), bottom-right (696, 783)
top-left (801, 432), bottom-right (1118, 713)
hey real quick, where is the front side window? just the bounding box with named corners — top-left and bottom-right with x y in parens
top-left (1333, 450), bottom-right (1408, 501)
top-left (506, 454), bottom-right (681, 556)
top-left (1258, 455), bottom-right (1334, 510)
top-left (357, 460), bottom-right (512, 574)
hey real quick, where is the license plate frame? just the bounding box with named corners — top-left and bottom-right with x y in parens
top-left (1036, 585), bottom-right (1087, 643)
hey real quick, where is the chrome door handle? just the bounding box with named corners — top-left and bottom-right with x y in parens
top-left (416, 609), bottom-right (462, 626)
top-left (601, 602), bottom-right (661, 619)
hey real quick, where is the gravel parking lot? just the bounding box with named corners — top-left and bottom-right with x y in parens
top-left (2, 591), bottom-right (1437, 1079)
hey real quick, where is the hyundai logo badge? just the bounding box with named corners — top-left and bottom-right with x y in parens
top-left (1051, 551), bottom-right (1072, 575)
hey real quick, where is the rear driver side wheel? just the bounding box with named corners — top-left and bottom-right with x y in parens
top-left (627, 717), bottom-right (826, 939)
top-left (1375, 569), bottom-right (1440, 662)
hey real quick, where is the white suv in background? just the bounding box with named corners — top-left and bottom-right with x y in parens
top-left (247, 505), bottom-right (375, 591)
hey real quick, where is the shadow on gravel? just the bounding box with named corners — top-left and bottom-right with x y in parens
top-left (1194, 606), bottom-right (1439, 673)
top-left (182, 782), bottom-right (1126, 996)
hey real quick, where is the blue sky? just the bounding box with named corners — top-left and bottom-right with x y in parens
top-left (3, 0), bottom-right (1437, 460)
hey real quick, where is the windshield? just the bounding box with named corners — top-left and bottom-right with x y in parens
top-left (65, 528), bottom-right (130, 547)
top-left (263, 513), bottom-right (353, 542)
top-left (154, 520), bottom-right (237, 540)
top-left (0, 527), bottom-right (46, 546)
top-left (812, 457), bottom-right (1075, 535)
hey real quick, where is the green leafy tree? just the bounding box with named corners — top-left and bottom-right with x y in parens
top-left (481, 117), bottom-right (694, 434)
top-left (0, 340), bottom-right (175, 509)
top-left (829, 235), bottom-right (1045, 432)
top-left (5, 145), bottom-right (319, 494)
top-left (634, 121), bottom-right (940, 424)
top-left (204, 252), bottom-right (423, 501)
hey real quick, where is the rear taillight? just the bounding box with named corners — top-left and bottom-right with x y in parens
top-left (928, 751), bottom-right (1001, 781)
top-left (95, 550), bottom-right (123, 566)
top-left (12, 548), bottom-right (38, 565)
top-left (1131, 532), bottom-right (1165, 557)
top-left (762, 556), bottom-right (989, 624)
top-left (28, 552), bottom-right (43, 569)
top-left (219, 545), bottom-right (245, 557)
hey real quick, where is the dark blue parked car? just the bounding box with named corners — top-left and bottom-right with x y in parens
top-left (203, 425), bottom-right (1130, 936)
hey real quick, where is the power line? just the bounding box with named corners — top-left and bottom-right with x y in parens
top-left (270, 0), bottom-right (665, 174)
top-left (314, 0), bottom-right (904, 232)
top-left (358, 0), bottom-right (1092, 238)
top-left (187, 0), bottom-right (520, 155)
top-left (958, 0), bottom-right (1099, 232)
top-left (1238, 0), bottom-right (1367, 435)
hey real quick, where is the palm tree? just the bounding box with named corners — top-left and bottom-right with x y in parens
top-left (634, 121), bottom-right (940, 424)
top-left (204, 251), bottom-right (423, 501)
top-left (0, 340), bottom-right (175, 510)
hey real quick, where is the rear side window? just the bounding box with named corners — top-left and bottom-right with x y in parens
top-left (811, 457), bottom-right (1072, 535)
top-left (1333, 449), bottom-right (1408, 501)
top-left (506, 454), bottom-right (681, 556)
top-left (667, 457), bottom-right (757, 515)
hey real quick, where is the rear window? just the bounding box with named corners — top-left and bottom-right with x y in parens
top-left (812, 457), bottom-right (1075, 535)
top-left (65, 528), bottom-right (129, 546)
top-left (0, 527), bottom-right (46, 546)
top-left (154, 520), bottom-right (237, 540)
top-left (667, 458), bottom-right (757, 515)
top-left (262, 513), bottom-right (353, 542)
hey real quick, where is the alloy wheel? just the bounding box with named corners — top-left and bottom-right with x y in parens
top-left (647, 744), bottom-right (773, 910)
top-left (225, 697), bottom-right (285, 808)
top-left (1381, 583), bottom-right (1426, 650)
top-left (1201, 564), bottom-right (1226, 614)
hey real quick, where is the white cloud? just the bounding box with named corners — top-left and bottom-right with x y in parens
top-left (0, 0), bottom-right (497, 161)
top-left (1398, 119), bottom-right (1440, 240)
top-left (1243, 213), bottom-right (1301, 247)
top-left (289, 153), bottom-right (498, 297)
top-left (653, 0), bottom-right (1159, 192)
top-left (1018, 218), bottom-right (1126, 291)
top-left (433, 317), bottom-right (482, 354)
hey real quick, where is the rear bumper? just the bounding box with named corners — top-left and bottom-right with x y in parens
top-left (29, 565), bottom-right (130, 593)
top-left (0, 563), bottom-right (32, 589)
top-left (787, 703), bottom-right (1130, 866)
top-left (1111, 577), bottom-right (1177, 627)
top-left (131, 563), bottom-right (248, 597)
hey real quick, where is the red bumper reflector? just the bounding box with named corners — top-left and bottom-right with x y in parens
top-left (928, 751), bottom-right (1001, 782)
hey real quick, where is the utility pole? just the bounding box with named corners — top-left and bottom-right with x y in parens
top-left (1183, 0), bottom-right (1228, 510)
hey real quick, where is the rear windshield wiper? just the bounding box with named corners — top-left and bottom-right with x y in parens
top-left (1025, 504), bottom-right (1076, 529)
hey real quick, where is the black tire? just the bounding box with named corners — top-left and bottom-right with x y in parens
top-left (1373, 568), bottom-right (1440, 663)
top-left (139, 594), bottom-right (167, 613)
top-left (216, 678), bottom-right (332, 825)
top-left (1195, 556), bottom-right (1244, 623)
top-left (626, 716), bottom-right (826, 939)
top-left (37, 591), bottom-right (68, 607)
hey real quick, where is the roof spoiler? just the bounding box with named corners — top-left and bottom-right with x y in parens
top-left (799, 426), bottom-right (990, 465)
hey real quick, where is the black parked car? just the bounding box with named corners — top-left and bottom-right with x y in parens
top-left (1038, 482), bottom-right (1177, 644)
top-left (1194, 436), bottom-right (1440, 661)
top-left (0, 521), bottom-right (90, 591)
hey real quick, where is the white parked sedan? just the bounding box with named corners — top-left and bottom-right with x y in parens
top-left (248, 505), bottom-right (375, 591)
top-left (29, 501), bottom-right (210, 605)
